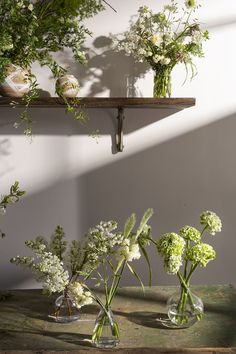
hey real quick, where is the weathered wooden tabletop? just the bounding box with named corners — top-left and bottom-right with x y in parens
top-left (0, 285), bottom-right (235, 354)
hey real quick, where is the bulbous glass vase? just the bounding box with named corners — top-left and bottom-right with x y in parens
top-left (49, 292), bottom-right (80, 323)
top-left (167, 287), bottom-right (204, 328)
top-left (92, 307), bottom-right (120, 348)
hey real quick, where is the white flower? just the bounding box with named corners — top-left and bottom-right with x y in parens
top-left (116, 238), bottom-right (141, 262)
top-left (151, 34), bottom-right (163, 46)
top-left (67, 282), bottom-right (93, 308)
top-left (146, 51), bottom-right (153, 57)
top-left (28, 4), bottom-right (34, 11)
top-left (160, 57), bottom-right (171, 65)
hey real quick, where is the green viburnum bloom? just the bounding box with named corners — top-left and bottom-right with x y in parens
top-left (164, 255), bottom-right (183, 275)
top-left (157, 233), bottom-right (185, 258)
top-left (200, 210), bottom-right (222, 235)
top-left (179, 226), bottom-right (201, 243)
top-left (185, 0), bottom-right (197, 9)
top-left (186, 242), bottom-right (216, 267)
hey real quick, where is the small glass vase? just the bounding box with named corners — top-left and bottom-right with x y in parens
top-left (92, 307), bottom-right (120, 348)
top-left (153, 67), bottom-right (172, 98)
top-left (167, 286), bottom-right (204, 328)
top-left (49, 291), bottom-right (80, 323)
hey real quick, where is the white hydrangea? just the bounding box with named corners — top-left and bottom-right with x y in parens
top-left (67, 281), bottom-right (93, 308)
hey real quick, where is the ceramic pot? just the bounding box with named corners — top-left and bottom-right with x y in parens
top-left (0, 64), bottom-right (31, 97)
top-left (56, 74), bottom-right (79, 98)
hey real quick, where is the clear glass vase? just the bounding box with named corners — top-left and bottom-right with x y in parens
top-left (153, 67), bottom-right (172, 98)
top-left (167, 286), bottom-right (204, 328)
top-left (49, 292), bottom-right (80, 323)
top-left (92, 307), bottom-right (120, 348)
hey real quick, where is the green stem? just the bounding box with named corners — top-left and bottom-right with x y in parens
top-left (108, 260), bottom-right (126, 306)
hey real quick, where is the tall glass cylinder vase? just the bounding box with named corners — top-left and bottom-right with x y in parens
top-left (153, 66), bottom-right (172, 98)
top-left (92, 307), bottom-right (120, 348)
top-left (167, 286), bottom-right (204, 328)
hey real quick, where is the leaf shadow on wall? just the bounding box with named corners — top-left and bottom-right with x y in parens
top-left (57, 36), bottom-right (150, 97)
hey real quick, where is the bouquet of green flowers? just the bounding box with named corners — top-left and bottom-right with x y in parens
top-left (114, 0), bottom-right (209, 97)
top-left (156, 210), bottom-right (222, 327)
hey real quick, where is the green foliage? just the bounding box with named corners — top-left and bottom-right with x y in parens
top-left (124, 213), bottom-right (136, 238)
top-left (0, 181), bottom-right (25, 239)
top-left (0, 0), bottom-right (106, 135)
top-left (49, 225), bottom-right (67, 261)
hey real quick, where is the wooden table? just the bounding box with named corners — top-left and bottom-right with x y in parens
top-left (0, 285), bottom-right (235, 353)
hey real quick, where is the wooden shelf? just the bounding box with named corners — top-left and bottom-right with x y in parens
top-left (0, 97), bottom-right (195, 152)
top-left (0, 97), bottom-right (195, 109)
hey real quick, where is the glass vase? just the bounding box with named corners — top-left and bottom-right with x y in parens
top-left (153, 67), bottom-right (172, 98)
top-left (49, 291), bottom-right (80, 323)
top-left (167, 286), bottom-right (204, 328)
top-left (92, 307), bottom-right (120, 348)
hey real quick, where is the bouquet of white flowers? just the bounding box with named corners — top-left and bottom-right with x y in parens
top-left (114, 0), bottom-right (209, 97)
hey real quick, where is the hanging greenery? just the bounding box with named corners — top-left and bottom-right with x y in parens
top-left (0, 0), bottom-right (110, 135)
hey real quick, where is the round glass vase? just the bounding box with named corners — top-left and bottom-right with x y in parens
top-left (153, 67), bottom-right (172, 98)
top-left (49, 291), bottom-right (80, 323)
top-left (92, 307), bottom-right (120, 349)
top-left (167, 286), bottom-right (204, 328)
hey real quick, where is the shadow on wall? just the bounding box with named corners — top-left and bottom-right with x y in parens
top-left (1, 111), bottom-right (236, 288)
top-left (77, 111), bottom-right (236, 287)
top-left (57, 36), bottom-right (150, 97)
top-left (0, 138), bottom-right (13, 177)
top-left (0, 105), bottom-right (182, 156)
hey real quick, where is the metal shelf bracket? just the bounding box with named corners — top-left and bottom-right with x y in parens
top-left (116, 106), bottom-right (125, 152)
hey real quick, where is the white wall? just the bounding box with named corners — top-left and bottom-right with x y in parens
top-left (0, 0), bottom-right (236, 289)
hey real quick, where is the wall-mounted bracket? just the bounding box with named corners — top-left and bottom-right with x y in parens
top-left (116, 106), bottom-right (125, 152)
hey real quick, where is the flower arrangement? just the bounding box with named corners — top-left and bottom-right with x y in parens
top-left (0, 0), bottom-right (111, 135)
top-left (114, 0), bottom-right (209, 97)
top-left (10, 225), bottom-right (94, 320)
top-left (156, 210), bottom-right (222, 327)
top-left (11, 208), bottom-right (153, 347)
top-left (88, 209), bottom-right (153, 348)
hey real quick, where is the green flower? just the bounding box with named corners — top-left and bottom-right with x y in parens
top-left (179, 226), bottom-right (201, 243)
top-left (164, 255), bottom-right (183, 274)
top-left (157, 233), bottom-right (185, 258)
top-left (186, 242), bottom-right (216, 267)
top-left (200, 210), bottom-right (222, 235)
top-left (185, 0), bottom-right (197, 9)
